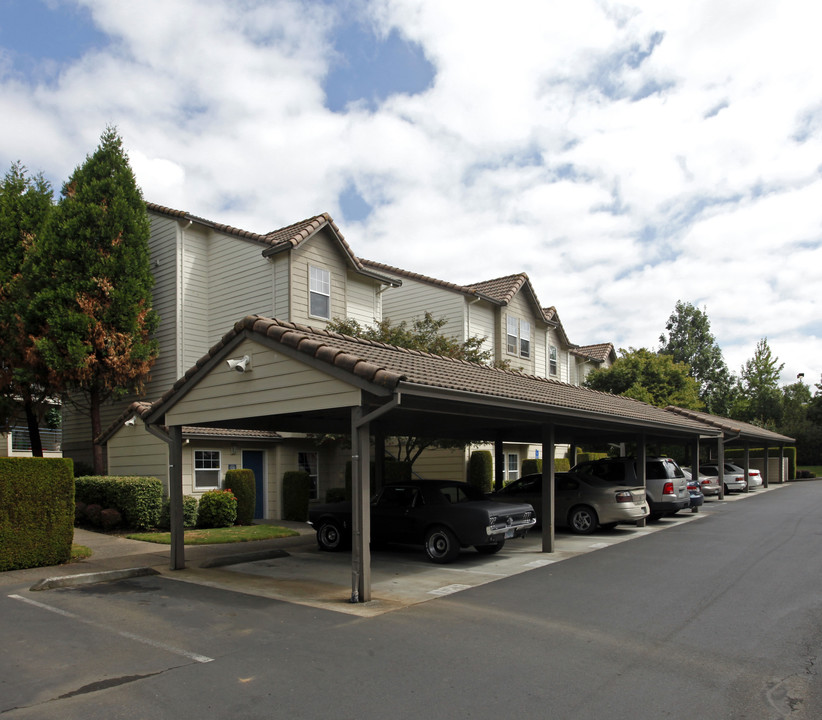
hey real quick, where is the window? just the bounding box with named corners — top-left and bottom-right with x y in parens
top-left (549, 345), bottom-right (558, 375)
top-left (507, 316), bottom-right (518, 355)
top-left (309, 266), bottom-right (330, 319)
top-left (506, 316), bottom-right (531, 358)
top-left (507, 452), bottom-right (519, 482)
top-left (520, 320), bottom-right (531, 359)
top-left (298, 451), bottom-right (319, 500)
top-left (194, 450), bottom-right (221, 490)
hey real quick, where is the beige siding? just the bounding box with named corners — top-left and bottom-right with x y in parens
top-left (410, 446), bottom-right (468, 482)
top-left (147, 214), bottom-right (180, 391)
top-left (206, 231), bottom-right (274, 344)
top-left (165, 339), bottom-right (361, 426)
top-left (106, 424), bottom-right (170, 491)
top-left (289, 229), bottom-right (348, 325)
top-left (381, 277), bottom-right (466, 341)
top-left (180, 225), bottom-right (211, 369)
top-left (271, 253), bottom-right (290, 320)
top-left (466, 302), bottom-right (495, 360)
top-left (345, 271), bottom-right (380, 325)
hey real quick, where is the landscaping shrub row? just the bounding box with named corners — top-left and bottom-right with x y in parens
top-left (0, 458), bottom-right (74, 571)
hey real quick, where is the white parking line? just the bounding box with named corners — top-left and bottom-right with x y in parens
top-left (8, 594), bottom-right (214, 664)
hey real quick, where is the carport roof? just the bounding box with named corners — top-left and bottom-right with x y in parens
top-left (665, 406), bottom-right (795, 445)
top-left (144, 316), bottom-right (723, 444)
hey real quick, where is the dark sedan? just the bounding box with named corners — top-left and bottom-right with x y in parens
top-left (308, 480), bottom-right (536, 563)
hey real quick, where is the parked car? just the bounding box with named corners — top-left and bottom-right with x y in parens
top-left (700, 464), bottom-right (747, 494)
top-left (682, 467), bottom-right (721, 497)
top-left (490, 471), bottom-right (648, 534)
top-left (308, 480), bottom-right (536, 564)
top-left (686, 475), bottom-right (704, 511)
top-left (571, 457), bottom-right (690, 521)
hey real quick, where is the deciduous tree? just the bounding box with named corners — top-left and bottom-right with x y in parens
top-left (583, 347), bottom-right (703, 410)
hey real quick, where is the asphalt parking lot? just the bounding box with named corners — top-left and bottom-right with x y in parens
top-left (152, 486), bottom-right (781, 617)
top-left (2, 485), bottom-right (786, 619)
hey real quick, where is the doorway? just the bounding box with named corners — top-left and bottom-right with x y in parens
top-left (242, 450), bottom-right (265, 519)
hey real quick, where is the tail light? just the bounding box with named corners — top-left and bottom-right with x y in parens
top-left (663, 481), bottom-right (674, 495)
top-left (615, 491), bottom-right (633, 503)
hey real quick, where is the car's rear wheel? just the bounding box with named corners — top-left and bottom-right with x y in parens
top-left (475, 539), bottom-right (505, 555)
top-left (424, 526), bottom-right (460, 563)
top-left (568, 506), bottom-right (598, 535)
top-left (317, 520), bottom-right (345, 552)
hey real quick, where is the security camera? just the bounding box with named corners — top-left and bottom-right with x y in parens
top-left (226, 355), bottom-right (251, 373)
top-left (124, 417), bottom-right (136, 426)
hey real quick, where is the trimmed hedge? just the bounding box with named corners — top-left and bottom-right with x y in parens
top-left (197, 489), bottom-right (237, 528)
top-left (283, 471), bottom-right (311, 521)
top-left (158, 495), bottom-right (199, 530)
top-left (521, 457), bottom-right (572, 476)
top-left (226, 468), bottom-right (255, 525)
top-left (75, 475), bottom-right (163, 530)
top-left (0, 458), bottom-right (74, 571)
top-left (468, 450), bottom-right (493, 493)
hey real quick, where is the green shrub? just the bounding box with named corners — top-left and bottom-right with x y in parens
top-left (197, 489), bottom-right (237, 528)
top-left (158, 495), bottom-right (198, 530)
top-left (325, 487), bottom-right (347, 503)
top-left (100, 508), bottom-right (122, 531)
top-left (84, 503), bottom-right (103, 527)
top-left (0, 458), bottom-right (74, 571)
top-left (522, 458), bottom-right (542, 476)
top-left (75, 476), bottom-right (162, 530)
top-left (574, 452), bottom-right (608, 465)
top-left (283, 471), bottom-right (311, 521)
top-left (554, 458), bottom-right (571, 472)
top-left (468, 450), bottom-right (493, 493)
top-left (74, 501), bottom-right (86, 526)
top-left (226, 469), bottom-right (255, 525)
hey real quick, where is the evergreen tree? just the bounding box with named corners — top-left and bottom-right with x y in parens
top-left (30, 127), bottom-right (158, 472)
top-left (733, 338), bottom-right (784, 427)
top-left (659, 300), bottom-right (735, 415)
top-left (0, 162), bottom-right (54, 455)
top-left (583, 347), bottom-right (703, 410)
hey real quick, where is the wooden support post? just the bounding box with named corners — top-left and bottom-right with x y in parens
top-left (636, 435), bottom-right (647, 527)
top-left (168, 425), bottom-right (185, 570)
top-left (350, 408), bottom-right (371, 603)
top-left (541, 424), bottom-right (555, 553)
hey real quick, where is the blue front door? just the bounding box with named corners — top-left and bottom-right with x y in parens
top-left (242, 450), bottom-right (265, 519)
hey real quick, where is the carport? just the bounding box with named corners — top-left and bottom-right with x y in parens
top-left (665, 406), bottom-right (795, 492)
top-left (146, 316), bottom-right (727, 602)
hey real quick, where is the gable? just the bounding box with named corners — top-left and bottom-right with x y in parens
top-left (165, 338), bottom-right (362, 427)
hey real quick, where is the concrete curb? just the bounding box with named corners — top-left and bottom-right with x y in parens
top-left (30, 566), bottom-right (160, 591)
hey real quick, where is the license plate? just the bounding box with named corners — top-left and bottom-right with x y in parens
top-left (505, 529), bottom-right (516, 539)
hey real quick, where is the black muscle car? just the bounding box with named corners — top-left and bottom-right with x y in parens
top-left (308, 480), bottom-right (536, 563)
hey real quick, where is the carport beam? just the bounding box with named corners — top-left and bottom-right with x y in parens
top-left (350, 408), bottom-right (371, 603)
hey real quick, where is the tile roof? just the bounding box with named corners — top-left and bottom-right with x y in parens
top-left (361, 259), bottom-right (491, 301)
top-left (466, 273), bottom-right (529, 305)
top-left (665, 406), bottom-right (795, 444)
top-left (146, 203), bottom-right (399, 286)
top-left (572, 343), bottom-right (616, 363)
top-left (148, 315), bottom-right (721, 438)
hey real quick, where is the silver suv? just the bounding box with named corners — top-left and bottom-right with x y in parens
top-left (571, 457), bottom-right (690, 521)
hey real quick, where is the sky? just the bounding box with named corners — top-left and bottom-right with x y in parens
top-left (0, 0), bottom-right (820, 389)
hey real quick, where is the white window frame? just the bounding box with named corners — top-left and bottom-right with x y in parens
top-left (506, 452), bottom-right (519, 483)
top-left (309, 266), bottom-right (331, 320)
top-left (506, 315), bottom-right (530, 359)
top-left (194, 450), bottom-right (221, 490)
top-left (520, 320), bottom-right (531, 359)
top-left (506, 316), bottom-right (518, 355)
top-left (549, 345), bottom-right (558, 376)
top-left (298, 451), bottom-right (319, 500)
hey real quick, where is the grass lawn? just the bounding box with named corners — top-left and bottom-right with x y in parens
top-left (798, 466), bottom-right (822, 478)
top-left (125, 524), bottom-right (300, 545)
top-left (70, 544), bottom-right (92, 561)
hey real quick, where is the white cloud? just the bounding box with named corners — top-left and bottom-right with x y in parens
top-left (0, 0), bottom-right (820, 386)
